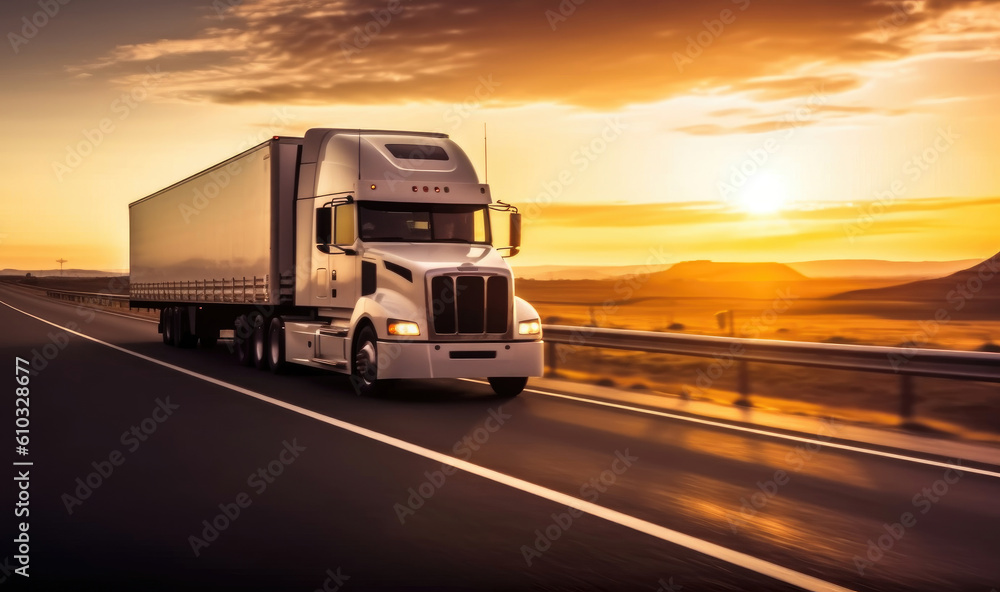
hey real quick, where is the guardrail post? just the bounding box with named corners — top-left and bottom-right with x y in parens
top-left (899, 374), bottom-right (915, 424)
top-left (734, 360), bottom-right (752, 407)
top-left (546, 341), bottom-right (558, 376)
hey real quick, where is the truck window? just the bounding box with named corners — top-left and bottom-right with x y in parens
top-left (385, 144), bottom-right (449, 161)
top-left (358, 203), bottom-right (491, 244)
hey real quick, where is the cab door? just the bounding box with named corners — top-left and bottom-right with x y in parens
top-left (313, 205), bottom-right (333, 303)
top-left (314, 202), bottom-right (360, 311)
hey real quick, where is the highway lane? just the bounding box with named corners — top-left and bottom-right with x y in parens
top-left (1, 286), bottom-right (808, 591)
top-left (1, 283), bottom-right (998, 591)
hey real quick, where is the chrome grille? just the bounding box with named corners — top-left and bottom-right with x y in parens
top-left (430, 274), bottom-right (509, 336)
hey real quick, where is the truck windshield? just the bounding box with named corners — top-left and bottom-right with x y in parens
top-left (358, 202), bottom-right (492, 244)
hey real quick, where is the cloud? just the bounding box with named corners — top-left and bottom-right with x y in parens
top-left (673, 102), bottom-right (912, 135)
top-left (674, 120), bottom-right (820, 136)
top-left (727, 75), bottom-right (864, 102)
top-left (524, 201), bottom-right (738, 228)
top-left (69, 0), bottom-right (998, 109)
top-left (707, 107), bottom-right (757, 117)
top-left (523, 196), bottom-right (1000, 229)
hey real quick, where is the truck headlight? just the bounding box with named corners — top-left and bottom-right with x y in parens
top-left (518, 319), bottom-right (541, 335)
top-left (387, 320), bottom-right (420, 337)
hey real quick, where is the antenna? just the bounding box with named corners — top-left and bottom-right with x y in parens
top-left (56, 258), bottom-right (67, 276)
top-left (357, 130), bottom-right (362, 181)
top-left (483, 123), bottom-right (488, 184)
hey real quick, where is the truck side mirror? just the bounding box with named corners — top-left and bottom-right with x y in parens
top-left (508, 212), bottom-right (522, 256)
top-left (510, 213), bottom-right (522, 248)
top-left (316, 207), bottom-right (332, 245)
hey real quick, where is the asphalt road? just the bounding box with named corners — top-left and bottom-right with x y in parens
top-left (1, 283), bottom-right (998, 591)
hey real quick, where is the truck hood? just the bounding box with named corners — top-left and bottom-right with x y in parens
top-left (362, 243), bottom-right (509, 276)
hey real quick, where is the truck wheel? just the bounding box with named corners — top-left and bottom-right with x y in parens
top-left (267, 317), bottom-right (287, 375)
top-left (488, 377), bottom-right (528, 397)
top-left (234, 315), bottom-right (253, 366)
top-left (176, 307), bottom-right (198, 349)
top-left (162, 308), bottom-right (175, 345)
top-left (352, 326), bottom-right (380, 396)
top-left (252, 320), bottom-right (269, 370)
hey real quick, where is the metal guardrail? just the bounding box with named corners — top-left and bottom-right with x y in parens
top-left (542, 325), bottom-right (1000, 381)
top-left (34, 287), bottom-right (1000, 424)
top-left (543, 325), bottom-right (1000, 423)
top-left (44, 288), bottom-right (130, 308)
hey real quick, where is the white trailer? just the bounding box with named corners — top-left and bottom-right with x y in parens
top-left (130, 128), bottom-right (543, 396)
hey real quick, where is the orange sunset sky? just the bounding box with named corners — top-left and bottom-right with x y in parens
top-left (1, 0), bottom-right (999, 271)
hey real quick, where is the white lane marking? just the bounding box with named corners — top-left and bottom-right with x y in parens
top-left (0, 285), bottom-right (158, 325)
top-left (460, 379), bottom-right (1000, 479)
top-left (0, 298), bottom-right (858, 592)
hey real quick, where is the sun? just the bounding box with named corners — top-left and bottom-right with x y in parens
top-left (738, 172), bottom-right (790, 214)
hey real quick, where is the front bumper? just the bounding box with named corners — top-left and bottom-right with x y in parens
top-left (376, 340), bottom-right (544, 379)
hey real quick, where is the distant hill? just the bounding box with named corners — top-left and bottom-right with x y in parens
top-left (788, 259), bottom-right (981, 279)
top-left (516, 261), bottom-right (805, 283)
top-left (652, 261), bottom-right (807, 283)
top-left (515, 259), bottom-right (984, 282)
top-left (512, 264), bottom-right (671, 280)
top-left (834, 252), bottom-right (1000, 302)
top-left (0, 268), bottom-right (124, 278)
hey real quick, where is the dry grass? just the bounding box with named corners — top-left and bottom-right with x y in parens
top-left (521, 277), bottom-right (1000, 438)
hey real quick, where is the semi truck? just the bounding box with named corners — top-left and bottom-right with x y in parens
top-left (129, 128), bottom-right (544, 397)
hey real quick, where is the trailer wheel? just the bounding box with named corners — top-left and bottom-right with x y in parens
top-left (162, 308), bottom-right (174, 345)
top-left (488, 377), bottom-right (527, 397)
top-left (176, 307), bottom-right (198, 349)
top-left (252, 320), bottom-right (269, 370)
top-left (352, 325), bottom-right (380, 396)
top-left (234, 315), bottom-right (254, 366)
top-left (267, 317), bottom-right (287, 375)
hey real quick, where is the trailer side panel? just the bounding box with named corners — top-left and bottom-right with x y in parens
top-left (129, 143), bottom-right (274, 305)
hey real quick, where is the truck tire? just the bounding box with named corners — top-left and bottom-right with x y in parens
top-left (162, 308), bottom-right (174, 345)
top-left (234, 315), bottom-right (253, 367)
top-left (176, 307), bottom-right (198, 349)
top-left (267, 317), bottom-right (287, 375)
top-left (252, 320), bottom-right (269, 370)
top-left (352, 325), bottom-right (380, 396)
top-left (488, 377), bottom-right (527, 397)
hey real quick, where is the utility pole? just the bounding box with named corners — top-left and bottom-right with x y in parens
top-left (715, 309), bottom-right (735, 337)
top-left (56, 258), bottom-right (67, 276)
